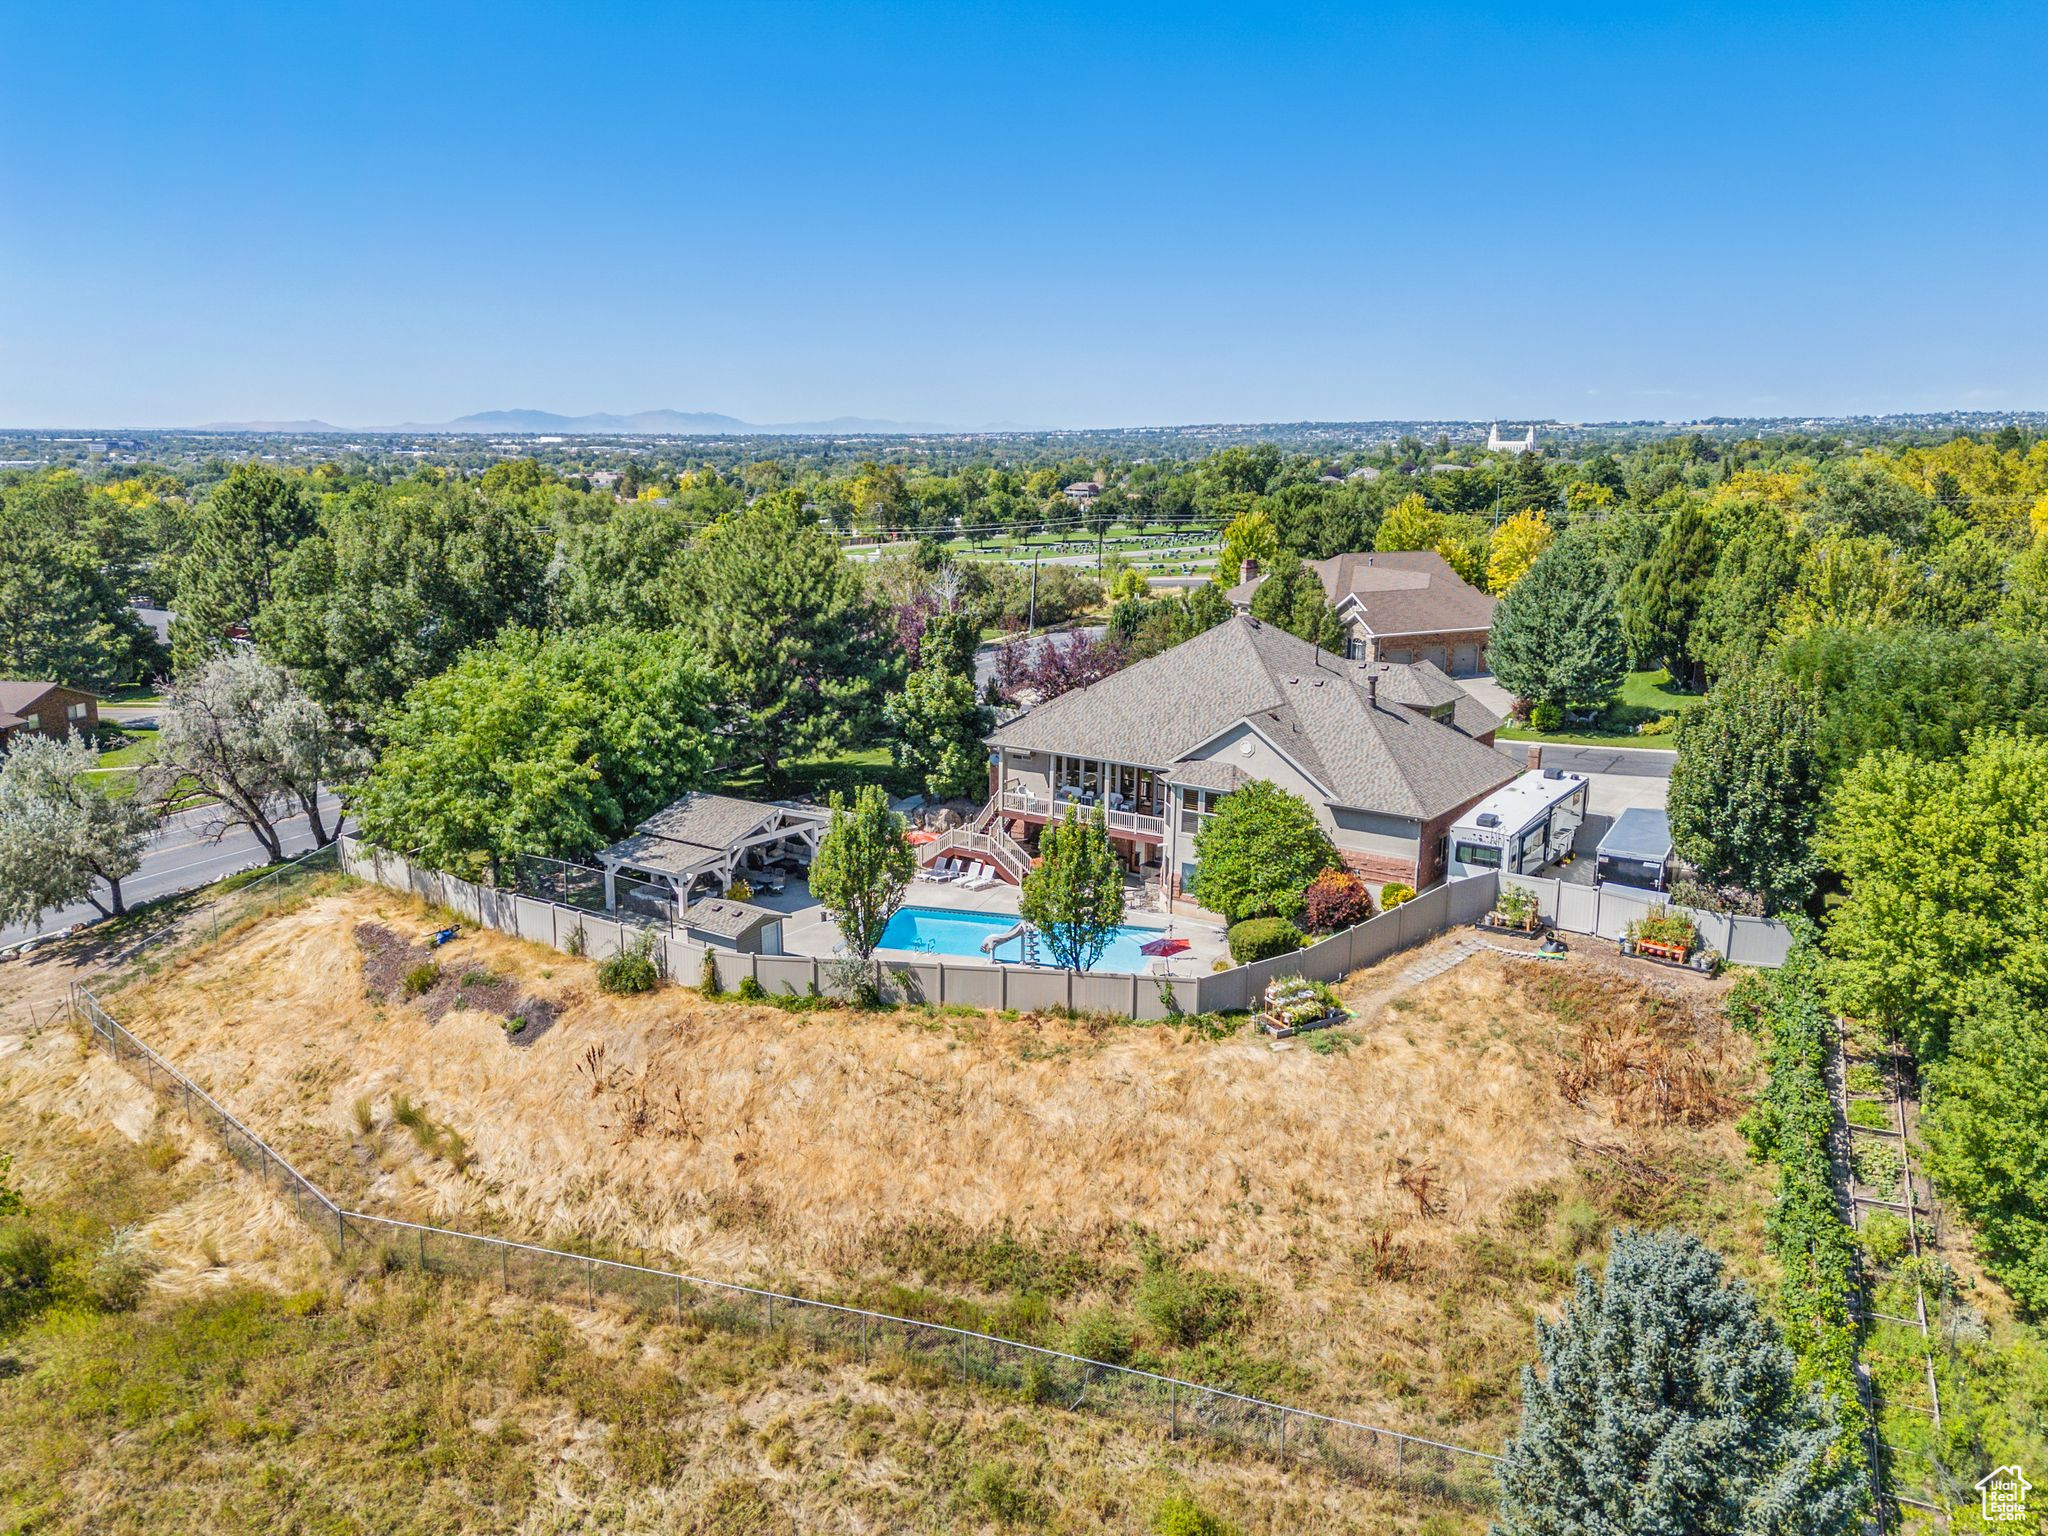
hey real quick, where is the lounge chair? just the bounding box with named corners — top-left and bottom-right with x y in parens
top-left (915, 859), bottom-right (953, 883)
top-left (959, 866), bottom-right (999, 891)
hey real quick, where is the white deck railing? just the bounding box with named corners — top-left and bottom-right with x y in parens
top-left (997, 788), bottom-right (1166, 840)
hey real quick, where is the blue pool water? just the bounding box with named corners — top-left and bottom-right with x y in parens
top-left (876, 905), bottom-right (1171, 972)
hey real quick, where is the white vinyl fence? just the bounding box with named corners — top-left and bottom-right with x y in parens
top-left (337, 836), bottom-right (1500, 1016)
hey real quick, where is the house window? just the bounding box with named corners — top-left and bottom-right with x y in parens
top-left (66, 701), bottom-right (89, 722)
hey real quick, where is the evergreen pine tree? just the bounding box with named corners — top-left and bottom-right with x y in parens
top-left (173, 463), bottom-right (313, 673)
top-left (1487, 533), bottom-right (1628, 711)
top-left (1495, 1228), bottom-right (1860, 1536)
top-left (1619, 504), bottom-right (1718, 684)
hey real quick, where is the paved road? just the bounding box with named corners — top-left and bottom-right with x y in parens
top-left (973, 625), bottom-right (1108, 692)
top-left (0, 791), bottom-right (344, 948)
top-left (1535, 744), bottom-right (1675, 779)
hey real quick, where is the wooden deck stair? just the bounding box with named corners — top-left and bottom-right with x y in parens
top-left (919, 803), bottom-right (1032, 884)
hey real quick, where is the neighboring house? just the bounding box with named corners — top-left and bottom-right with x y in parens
top-left (0, 681), bottom-right (99, 750)
top-left (1062, 480), bottom-right (1102, 505)
top-left (980, 614), bottom-right (1521, 896)
top-left (1226, 549), bottom-right (1496, 675)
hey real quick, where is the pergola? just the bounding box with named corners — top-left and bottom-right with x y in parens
top-left (597, 793), bottom-right (829, 912)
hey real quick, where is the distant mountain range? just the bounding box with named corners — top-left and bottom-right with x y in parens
top-left (194, 408), bottom-right (978, 436)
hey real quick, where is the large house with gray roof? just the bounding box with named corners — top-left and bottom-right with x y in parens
top-left (972, 615), bottom-right (1523, 899)
top-left (1226, 549), bottom-right (1496, 675)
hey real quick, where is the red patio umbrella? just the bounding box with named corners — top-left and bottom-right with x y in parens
top-left (1139, 936), bottom-right (1190, 958)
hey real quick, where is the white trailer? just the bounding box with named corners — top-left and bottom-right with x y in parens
top-left (1446, 769), bottom-right (1589, 878)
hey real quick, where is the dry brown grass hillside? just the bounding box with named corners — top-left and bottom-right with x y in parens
top-left (98, 885), bottom-right (1772, 1461)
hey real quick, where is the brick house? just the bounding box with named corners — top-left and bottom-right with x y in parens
top-left (978, 615), bottom-right (1521, 901)
top-left (1227, 549), bottom-right (1496, 675)
top-left (0, 681), bottom-right (99, 750)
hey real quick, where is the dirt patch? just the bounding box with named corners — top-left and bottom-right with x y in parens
top-left (354, 921), bottom-right (554, 1037)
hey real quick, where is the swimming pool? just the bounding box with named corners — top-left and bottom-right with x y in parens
top-left (876, 905), bottom-right (1171, 972)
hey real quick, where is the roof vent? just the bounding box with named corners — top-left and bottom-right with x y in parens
top-left (1477, 812), bottom-right (1501, 828)
top-left (1543, 768), bottom-right (1563, 780)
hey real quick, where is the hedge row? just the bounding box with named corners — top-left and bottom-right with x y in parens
top-left (1732, 930), bottom-right (1873, 1500)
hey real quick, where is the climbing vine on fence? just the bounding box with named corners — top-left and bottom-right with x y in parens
top-left (1729, 929), bottom-right (1872, 1501)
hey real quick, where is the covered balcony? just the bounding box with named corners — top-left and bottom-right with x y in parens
top-left (997, 754), bottom-right (1167, 842)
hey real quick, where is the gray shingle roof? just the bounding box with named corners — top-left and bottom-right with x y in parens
top-left (681, 898), bottom-right (778, 939)
top-left (987, 616), bottom-right (1519, 820)
top-left (0, 681), bottom-right (64, 713)
top-left (1227, 549), bottom-right (1496, 638)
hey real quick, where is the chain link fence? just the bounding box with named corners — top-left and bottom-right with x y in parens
top-left (69, 982), bottom-right (1502, 1509)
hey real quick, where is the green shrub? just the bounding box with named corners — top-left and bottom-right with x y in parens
top-left (1860, 1212), bottom-right (1909, 1268)
top-left (1845, 1099), bottom-right (1889, 1131)
top-left (962, 1461), bottom-right (1038, 1524)
top-left (1066, 1305), bottom-right (1133, 1365)
top-left (699, 951), bottom-right (721, 996)
top-left (1133, 1257), bottom-right (1243, 1347)
top-left (84, 1227), bottom-right (157, 1311)
top-left (401, 962), bottom-right (439, 998)
top-left (1154, 1496), bottom-right (1243, 1536)
top-left (734, 975), bottom-right (767, 1002)
top-left (0, 1224), bottom-right (60, 1328)
top-left (597, 933), bottom-right (659, 995)
top-left (1227, 917), bottom-right (1303, 964)
top-left (1379, 881), bottom-right (1416, 909)
top-left (1529, 702), bottom-right (1563, 731)
top-left (1635, 712), bottom-right (1678, 736)
top-left (564, 922), bottom-right (587, 957)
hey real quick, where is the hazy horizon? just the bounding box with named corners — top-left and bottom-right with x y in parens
top-left (4, 2), bottom-right (2043, 429)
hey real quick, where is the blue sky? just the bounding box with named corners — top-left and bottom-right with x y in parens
top-left (2, 2), bottom-right (2042, 429)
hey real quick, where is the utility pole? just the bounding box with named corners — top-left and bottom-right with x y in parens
top-left (1028, 553), bottom-right (1038, 633)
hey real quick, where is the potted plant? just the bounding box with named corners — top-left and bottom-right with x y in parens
top-left (1258, 976), bottom-right (1346, 1037)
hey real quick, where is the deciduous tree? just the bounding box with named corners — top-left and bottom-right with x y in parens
top-left (1485, 509), bottom-right (1554, 594)
top-left (0, 734), bottom-right (154, 923)
top-left (1020, 803), bottom-right (1126, 970)
top-left (1247, 550), bottom-right (1344, 649)
top-left (1189, 780), bottom-right (1340, 924)
top-left (1667, 671), bottom-right (1825, 914)
top-left (884, 652), bottom-right (993, 800)
top-left (348, 628), bottom-right (712, 879)
top-left (806, 783), bottom-right (914, 959)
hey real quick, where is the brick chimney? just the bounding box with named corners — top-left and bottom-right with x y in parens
top-left (1525, 744), bottom-right (1543, 771)
top-left (1239, 556), bottom-right (1258, 585)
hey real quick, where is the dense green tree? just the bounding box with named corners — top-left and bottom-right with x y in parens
top-left (349, 627), bottom-right (712, 879)
top-left (1667, 671), bottom-right (1826, 913)
top-left (1020, 803), bottom-right (1126, 970)
top-left (1213, 509), bottom-right (1280, 585)
top-left (261, 480), bottom-right (550, 724)
top-left (806, 783), bottom-right (914, 960)
top-left (1694, 507), bottom-right (1801, 677)
top-left (883, 651), bottom-right (993, 800)
top-left (1487, 534), bottom-right (1629, 711)
top-left (1921, 982), bottom-right (2048, 1310)
top-left (1770, 625), bottom-right (2048, 785)
top-left (672, 497), bottom-right (895, 780)
top-left (1247, 550), bottom-right (1343, 649)
top-left (173, 463), bottom-right (314, 672)
top-left (1495, 1228), bottom-right (1857, 1536)
top-left (0, 734), bottom-right (155, 922)
top-left (0, 493), bottom-right (161, 690)
top-left (1190, 780), bottom-right (1341, 923)
top-left (1819, 731), bottom-right (2048, 1062)
top-left (1619, 504), bottom-right (1718, 682)
top-left (557, 499), bottom-right (696, 628)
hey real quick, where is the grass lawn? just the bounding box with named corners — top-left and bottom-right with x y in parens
top-left (1497, 669), bottom-right (1702, 748)
top-left (94, 726), bottom-right (158, 769)
top-left (104, 684), bottom-right (169, 706)
top-left (714, 744), bottom-right (917, 802)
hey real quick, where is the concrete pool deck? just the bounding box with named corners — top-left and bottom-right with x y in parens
top-left (762, 874), bottom-right (1232, 975)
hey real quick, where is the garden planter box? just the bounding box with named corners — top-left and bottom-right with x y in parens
top-left (1260, 1009), bottom-right (1345, 1039)
top-left (1630, 937), bottom-right (1691, 963)
top-left (1478, 912), bottom-right (1546, 935)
